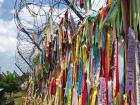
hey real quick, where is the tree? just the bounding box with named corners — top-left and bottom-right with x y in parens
top-left (0, 71), bottom-right (20, 97)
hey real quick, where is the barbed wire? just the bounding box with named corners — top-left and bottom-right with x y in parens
top-left (14, 0), bottom-right (108, 103)
top-left (14, 0), bottom-right (76, 74)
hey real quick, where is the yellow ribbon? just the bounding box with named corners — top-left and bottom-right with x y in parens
top-left (114, 93), bottom-right (120, 105)
top-left (76, 35), bottom-right (79, 64)
top-left (108, 0), bottom-right (113, 8)
top-left (90, 86), bottom-right (97, 105)
top-left (67, 89), bottom-right (72, 105)
top-left (79, 96), bottom-right (82, 105)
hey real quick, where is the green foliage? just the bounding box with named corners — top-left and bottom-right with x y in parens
top-left (0, 71), bottom-right (20, 95)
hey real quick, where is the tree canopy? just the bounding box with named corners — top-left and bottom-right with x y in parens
top-left (0, 71), bottom-right (20, 96)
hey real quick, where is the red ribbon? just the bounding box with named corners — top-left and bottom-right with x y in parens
top-left (105, 31), bottom-right (109, 105)
top-left (82, 73), bottom-right (87, 105)
top-left (51, 78), bottom-right (56, 95)
top-left (100, 48), bottom-right (105, 77)
top-left (80, 0), bottom-right (84, 8)
top-left (102, 7), bottom-right (108, 21)
top-left (122, 0), bottom-right (130, 34)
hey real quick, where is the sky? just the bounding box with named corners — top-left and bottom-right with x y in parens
top-left (0, 0), bottom-right (20, 74)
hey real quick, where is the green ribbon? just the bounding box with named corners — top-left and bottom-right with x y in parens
top-left (102, 0), bottom-right (120, 26)
top-left (89, 0), bottom-right (92, 10)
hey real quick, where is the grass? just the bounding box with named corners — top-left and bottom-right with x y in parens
top-left (4, 91), bottom-right (24, 105)
top-left (13, 92), bottom-right (24, 105)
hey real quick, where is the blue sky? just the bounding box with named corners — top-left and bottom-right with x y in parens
top-left (0, 0), bottom-right (21, 74)
top-left (0, 0), bottom-right (14, 20)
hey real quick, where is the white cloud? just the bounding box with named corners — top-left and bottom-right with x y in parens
top-left (9, 9), bottom-right (15, 15)
top-left (0, 46), bottom-right (6, 52)
top-left (16, 4), bottom-right (76, 29)
top-left (0, 0), bottom-right (4, 8)
top-left (17, 4), bottom-right (50, 31)
top-left (0, 0), bottom-right (3, 2)
top-left (0, 19), bottom-right (17, 56)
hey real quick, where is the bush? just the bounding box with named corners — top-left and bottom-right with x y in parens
top-left (0, 71), bottom-right (20, 97)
